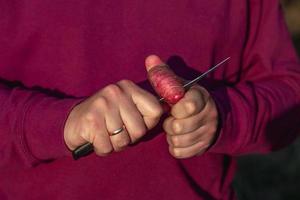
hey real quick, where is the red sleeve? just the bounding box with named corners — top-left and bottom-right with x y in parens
top-left (208, 0), bottom-right (300, 155)
top-left (0, 83), bottom-right (83, 167)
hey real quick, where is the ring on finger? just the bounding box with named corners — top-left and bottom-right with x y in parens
top-left (109, 125), bottom-right (125, 136)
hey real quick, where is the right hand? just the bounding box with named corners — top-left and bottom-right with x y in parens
top-left (64, 80), bottom-right (163, 156)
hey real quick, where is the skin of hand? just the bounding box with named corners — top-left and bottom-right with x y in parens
top-left (64, 80), bottom-right (163, 156)
top-left (145, 55), bottom-right (219, 159)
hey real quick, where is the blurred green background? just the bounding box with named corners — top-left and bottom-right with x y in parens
top-left (233, 1), bottom-right (300, 199)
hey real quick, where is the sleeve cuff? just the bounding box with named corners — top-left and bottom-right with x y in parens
top-left (21, 94), bottom-right (84, 162)
top-left (206, 87), bottom-right (235, 155)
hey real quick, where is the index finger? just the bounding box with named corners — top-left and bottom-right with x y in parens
top-left (117, 80), bottom-right (163, 129)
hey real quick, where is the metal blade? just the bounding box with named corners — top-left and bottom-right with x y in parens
top-left (159, 57), bottom-right (230, 102)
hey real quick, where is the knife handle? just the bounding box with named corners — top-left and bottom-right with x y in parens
top-left (72, 142), bottom-right (94, 160)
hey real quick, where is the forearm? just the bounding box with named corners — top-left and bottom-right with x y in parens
top-left (209, 68), bottom-right (300, 155)
top-left (206, 0), bottom-right (300, 156)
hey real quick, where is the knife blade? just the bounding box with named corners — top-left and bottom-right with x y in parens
top-left (159, 56), bottom-right (230, 102)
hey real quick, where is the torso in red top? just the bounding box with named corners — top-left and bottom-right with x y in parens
top-left (1, 1), bottom-right (298, 200)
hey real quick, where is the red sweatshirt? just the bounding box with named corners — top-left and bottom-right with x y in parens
top-left (0, 0), bottom-right (299, 199)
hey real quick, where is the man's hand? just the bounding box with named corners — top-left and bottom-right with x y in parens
top-left (163, 85), bottom-right (218, 158)
top-left (145, 55), bottom-right (219, 159)
top-left (64, 80), bottom-right (163, 156)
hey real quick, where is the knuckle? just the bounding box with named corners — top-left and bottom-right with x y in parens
top-left (171, 148), bottom-right (182, 159)
top-left (104, 84), bottom-right (122, 97)
top-left (163, 117), bottom-right (173, 134)
top-left (118, 79), bottom-right (134, 87)
top-left (171, 136), bottom-right (181, 147)
top-left (185, 100), bottom-right (198, 114)
top-left (84, 111), bottom-right (96, 122)
top-left (84, 111), bottom-right (102, 128)
top-left (171, 121), bottom-right (182, 134)
top-left (151, 105), bottom-right (164, 118)
top-left (91, 97), bottom-right (108, 109)
top-left (84, 113), bottom-right (101, 130)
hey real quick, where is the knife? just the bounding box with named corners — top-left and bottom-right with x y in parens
top-left (72, 57), bottom-right (230, 160)
top-left (159, 57), bottom-right (230, 102)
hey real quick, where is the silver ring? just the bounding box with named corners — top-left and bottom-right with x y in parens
top-left (109, 126), bottom-right (124, 136)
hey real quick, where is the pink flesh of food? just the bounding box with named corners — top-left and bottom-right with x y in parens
top-left (147, 65), bottom-right (185, 104)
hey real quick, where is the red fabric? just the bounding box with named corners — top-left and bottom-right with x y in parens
top-left (0, 0), bottom-right (299, 199)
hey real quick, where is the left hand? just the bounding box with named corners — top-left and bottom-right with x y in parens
top-left (163, 85), bottom-right (219, 158)
top-left (145, 55), bottom-right (219, 159)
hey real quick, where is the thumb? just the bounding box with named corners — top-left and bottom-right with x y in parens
top-left (145, 55), bottom-right (185, 105)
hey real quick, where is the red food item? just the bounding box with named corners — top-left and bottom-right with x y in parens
top-left (147, 64), bottom-right (185, 105)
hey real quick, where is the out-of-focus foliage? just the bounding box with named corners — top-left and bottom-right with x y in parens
top-left (282, 0), bottom-right (300, 36)
top-left (234, 1), bottom-right (300, 199)
top-left (282, 0), bottom-right (300, 55)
